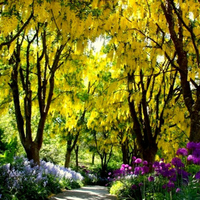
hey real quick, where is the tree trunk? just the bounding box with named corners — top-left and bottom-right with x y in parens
top-left (189, 107), bottom-right (200, 142)
top-left (121, 142), bottom-right (129, 165)
top-left (92, 152), bottom-right (95, 165)
top-left (141, 143), bottom-right (158, 171)
top-left (161, 1), bottom-right (200, 142)
top-left (24, 142), bottom-right (40, 165)
top-left (100, 156), bottom-right (107, 178)
top-left (64, 149), bottom-right (72, 168)
top-left (75, 145), bottom-right (79, 171)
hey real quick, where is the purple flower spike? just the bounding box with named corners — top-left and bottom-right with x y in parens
top-left (176, 148), bottom-right (188, 156)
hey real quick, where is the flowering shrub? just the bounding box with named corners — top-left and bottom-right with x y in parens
top-left (0, 156), bottom-right (84, 200)
top-left (108, 142), bottom-right (200, 199)
top-left (78, 165), bottom-right (98, 185)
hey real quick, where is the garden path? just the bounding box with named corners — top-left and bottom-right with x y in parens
top-left (48, 185), bottom-right (117, 200)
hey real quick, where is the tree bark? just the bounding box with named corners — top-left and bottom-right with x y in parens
top-left (9, 27), bottom-right (66, 165)
top-left (127, 69), bottom-right (176, 166)
top-left (65, 149), bottom-right (72, 168)
top-left (24, 142), bottom-right (40, 165)
top-left (92, 152), bottom-right (95, 165)
top-left (65, 139), bottom-right (72, 168)
top-left (75, 145), bottom-right (79, 171)
top-left (161, 0), bottom-right (200, 142)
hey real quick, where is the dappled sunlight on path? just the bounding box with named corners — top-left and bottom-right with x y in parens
top-left (49, 185), bottom-right (117, 200)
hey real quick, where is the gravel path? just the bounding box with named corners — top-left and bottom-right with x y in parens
top-left (48, 185), bottom-right (117, 200)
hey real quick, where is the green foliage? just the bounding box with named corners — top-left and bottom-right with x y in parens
top-left (109, 181), bottom-right (124, 196)
top-left (60, 179), bottom-right (83, 190)
top-left (0, 128), bottom-right (6, 153)
top-left (0, 134), bottom-right (18, 166)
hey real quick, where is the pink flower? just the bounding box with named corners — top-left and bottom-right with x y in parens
top-left (176, 188), bottom-right (181, 193)
top-left (135, 158), bottom-right (142, 164)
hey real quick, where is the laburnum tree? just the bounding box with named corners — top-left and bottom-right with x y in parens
top-left (103, 0), bottom-right (200, 143)
top-left (90, 1), bottom-right (188, 163)
top-left (0, 0), bottom-right (99, 165)
top-left (51, 77), bottom-right (90, 168)
top-left (160, 0), bottom-right (200, 142)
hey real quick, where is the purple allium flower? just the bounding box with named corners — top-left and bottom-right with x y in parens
top-left (125, 164), bottom-right (129, 168)
top-left (165, 163), bottom-right (171, 168)
top-left (171, 157), bottom-right (184, 168)
top-left (186, 142), bottom-right (196, 150)
top-left (162, 184), bottom-right (167, 189)
top-left (176, 148), bottom-right (188, 156)
top-left (108, 172), bottom-right (111, 176)
top-left (138, 182), bottom-right (143, 187)
top-left (192, 149), bottom-right (200, 157)
top-left (167, 181), bottom-right (175, 188)
top-left (177, 169), bottom-right (189, 180)
top-left (176, 188), bottom-right (181, 193)
top-left (132, 156), bottom-right (136, 161)
top-left (143, 160), bottom-right (148, 165)
top-left (152, 161), bottom-right (159, 168)
top-left (148, 176), bottom-right (154, 182)
top-left (193, 157), bottom-right (200, 165)
top-left (187, 155), bottom-right (193, 162)
top-left (128, 166), bottom-right (132, 170)
top-left (141, 166), bottom-right (149, 174)
top-left (135, 158), bottom-right (142, 164)
top-left (170, 176), bottom-right (177, 182)
top-left (134, 166), bottom-right (142, 175)
top-left (120, 166), bottom-right (125, 171)
top-left (195, 171), bottom-right (200, 179)
top-left (131, 184), bottom-right (137, 190)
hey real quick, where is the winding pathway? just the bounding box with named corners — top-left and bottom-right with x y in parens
top-left (49, 185), bottom-right (117, 200)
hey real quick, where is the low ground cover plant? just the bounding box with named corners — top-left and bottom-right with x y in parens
top-left (77, 165), bottom-right (98, 185)
top-left (108, 142), bottom-right (200, 200)
top-left (0, 156), bottom-right (84, 200)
